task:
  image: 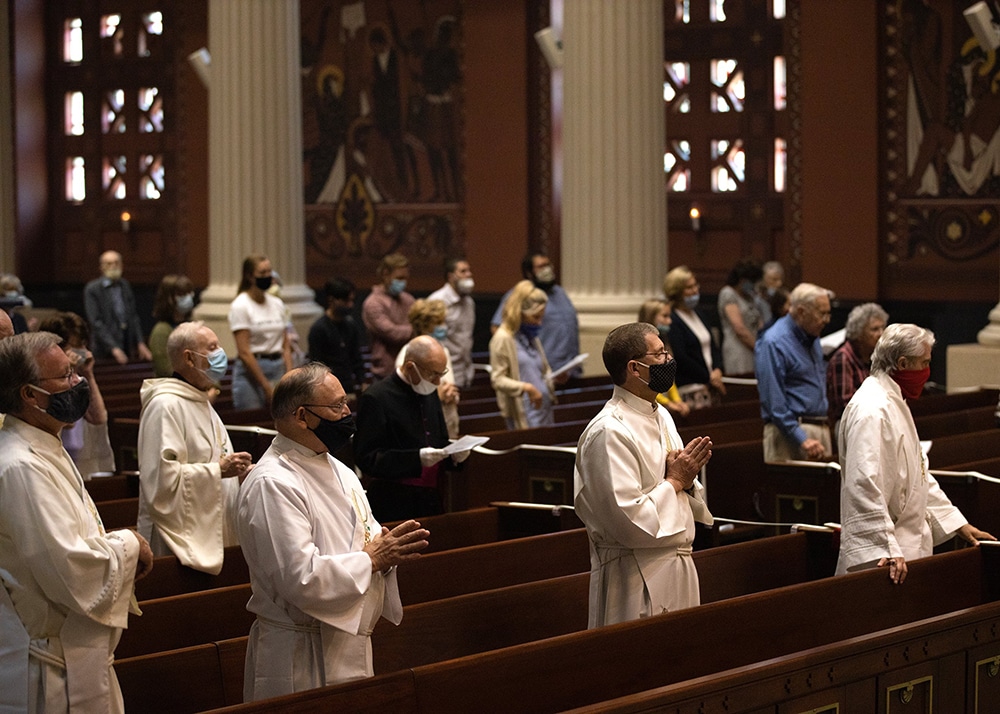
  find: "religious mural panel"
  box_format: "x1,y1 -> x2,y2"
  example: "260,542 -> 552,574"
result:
300,0 -> 464,286
882,0 -> 1000,301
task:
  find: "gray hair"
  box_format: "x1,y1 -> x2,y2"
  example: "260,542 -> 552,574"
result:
0,332 -> 62,414
870,324 -> 935,375
166,321 -> 208,369
272,362 -> 332,420
789,282 -> 831,309
844,303 -> 888,341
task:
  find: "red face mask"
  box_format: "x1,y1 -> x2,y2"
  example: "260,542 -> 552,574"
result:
890,366 -> 930,400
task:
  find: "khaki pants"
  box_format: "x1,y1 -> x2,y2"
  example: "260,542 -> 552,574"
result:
762,422 -> 832,462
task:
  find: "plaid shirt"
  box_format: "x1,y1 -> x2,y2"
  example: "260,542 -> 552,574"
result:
826,340 -> 870,422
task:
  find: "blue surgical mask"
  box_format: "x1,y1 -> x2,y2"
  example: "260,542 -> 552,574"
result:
431,325 -> 448,341
195,347 -> 228,382
388,279 -> 407,297
175,293 -> 195,315
683,293 -> 700,310
521,323 -> 542,339
657,323 -> 671,337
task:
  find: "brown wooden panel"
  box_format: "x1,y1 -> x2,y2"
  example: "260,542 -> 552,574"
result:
116,643 -> 227,714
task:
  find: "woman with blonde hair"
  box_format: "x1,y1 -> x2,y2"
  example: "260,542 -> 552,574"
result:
396,298 -> 461,438
663,266 -> 726,404
637,298 -> 689,419
489,280 -> 555,429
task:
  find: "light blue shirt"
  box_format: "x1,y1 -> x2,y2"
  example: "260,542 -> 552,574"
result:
515,331 -> 554,427
754,314 -> 828,446
492,284 -> 580,376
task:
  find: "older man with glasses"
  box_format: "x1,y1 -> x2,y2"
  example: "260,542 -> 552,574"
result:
755,282 -> 835,462
0,332 -> 153,712
237,361 -> 429,700
574,322 -> 714,628
354,335 -> 471,521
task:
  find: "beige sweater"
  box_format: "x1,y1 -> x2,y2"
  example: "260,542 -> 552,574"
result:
488,325 -> 554,430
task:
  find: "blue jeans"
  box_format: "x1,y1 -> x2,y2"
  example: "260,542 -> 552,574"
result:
232,356 -> 285,411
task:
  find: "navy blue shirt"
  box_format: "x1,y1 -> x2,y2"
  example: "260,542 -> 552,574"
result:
754,314 -> 828,446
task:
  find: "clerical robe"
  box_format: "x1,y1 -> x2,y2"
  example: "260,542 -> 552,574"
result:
0,416 -> 140,713
237,434 -> 402,701
574,386 -> 713,628
137,377 -> 240,574
836,372 -> 967,574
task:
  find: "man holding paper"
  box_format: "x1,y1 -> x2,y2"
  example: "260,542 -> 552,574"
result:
355,336 -> 474,521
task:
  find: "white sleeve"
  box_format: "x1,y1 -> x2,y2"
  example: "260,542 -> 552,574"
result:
239,473 -> 376,634
576,424 -> 692,549
838,412 -> 902,570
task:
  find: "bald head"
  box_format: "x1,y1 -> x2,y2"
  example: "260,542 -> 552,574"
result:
0,310 -> 13,340
401,335 -> 447,387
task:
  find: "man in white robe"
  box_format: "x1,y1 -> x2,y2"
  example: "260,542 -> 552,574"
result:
237,362 -> 429,701
574,322 -> 714,628
0,332 -> 153,713
837,323 -> 995,584
137,321 -> 252,574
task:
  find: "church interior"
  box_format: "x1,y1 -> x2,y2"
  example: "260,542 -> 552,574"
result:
3,0 -> 1000,711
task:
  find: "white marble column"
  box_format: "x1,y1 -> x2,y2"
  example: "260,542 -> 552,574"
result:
195,0 -> 321,355
561,0 -> 667,375
0,3 -> 15,271
978,284 -> 1000,346
947,263 -> 1000,391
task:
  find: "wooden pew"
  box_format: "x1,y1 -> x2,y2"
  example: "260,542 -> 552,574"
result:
924,427 -> 1000,469
210,546 -> 1000,713
115,531 -> 840,713
677,415 -> 761,445
457,382 -> 613,417
117,527 -> 592,659
676,398 -> 761,427
758,451 -> 1000,537
908,387 -> 999,416
701,438 -> 768,524
96,496 -> 138,530
130,503 -> 584,598
84,472 -> 139,501
914,404 -> 997,439
135,546 -> 251,601
133,525 -> 590,603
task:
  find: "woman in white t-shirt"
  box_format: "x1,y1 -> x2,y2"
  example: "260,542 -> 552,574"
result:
228,255 -> 292,410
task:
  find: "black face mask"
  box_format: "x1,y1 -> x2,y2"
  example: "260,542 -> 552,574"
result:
637,358 -> 678,394
31,379 -> 91,424
254,275 -> 273,291
306,410 -> 356,453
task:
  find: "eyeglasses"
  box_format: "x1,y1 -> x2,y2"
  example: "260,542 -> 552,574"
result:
412,363 -> 449,380
640,350 -> 672,360
38,367 -> 79,386
303,399 -> 350,414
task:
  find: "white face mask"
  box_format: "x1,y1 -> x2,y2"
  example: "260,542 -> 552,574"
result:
456,277 -> 475,295
408,363 -> 439,395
